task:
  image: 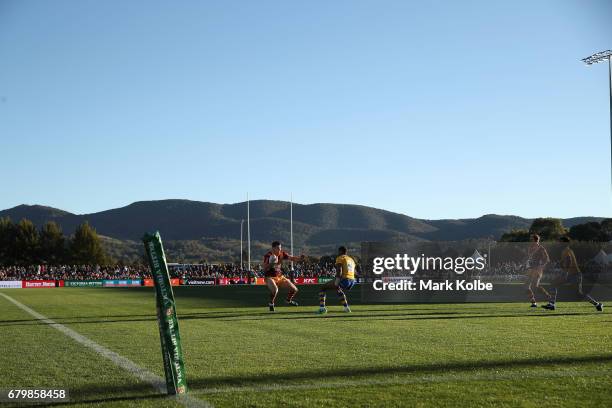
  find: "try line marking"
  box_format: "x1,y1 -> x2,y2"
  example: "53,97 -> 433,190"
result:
0,293 -> 211,408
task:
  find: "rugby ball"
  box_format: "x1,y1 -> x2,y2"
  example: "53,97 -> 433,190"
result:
268,255 -> 278,265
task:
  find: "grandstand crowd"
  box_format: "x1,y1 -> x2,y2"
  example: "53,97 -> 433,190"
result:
0,262 -> 339,281
0,260 -> 606,282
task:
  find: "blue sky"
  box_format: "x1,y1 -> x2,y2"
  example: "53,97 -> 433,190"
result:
0,0 -> 611,219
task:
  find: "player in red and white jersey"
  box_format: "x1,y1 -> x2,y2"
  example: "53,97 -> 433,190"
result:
263,241 -> 304,312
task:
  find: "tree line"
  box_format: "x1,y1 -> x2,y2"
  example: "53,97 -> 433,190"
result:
500,218 -> 612,242
0,217 -> 109,265
1,216 -> 609,265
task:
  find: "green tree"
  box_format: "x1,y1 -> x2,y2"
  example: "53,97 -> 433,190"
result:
70,222 -> 108,265
500,229 -> 530,242
600,219 -> 612,241
39,221 -> 66,264
0,217 -> 16,264
569,221 -> 603,242
529,218 -> 566,241
15,218 -> 40,265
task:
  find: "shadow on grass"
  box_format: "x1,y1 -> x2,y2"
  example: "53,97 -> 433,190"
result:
189,354 -> 612,389
0,309 -> 596,327
0,309 -> 280,326
38,391 -> 170,407
0,307 -> 474,325
0,309 -> 279,325
21,355 -> 612,406
24,354 -> 612,406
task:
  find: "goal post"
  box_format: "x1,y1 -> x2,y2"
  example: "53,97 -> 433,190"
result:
142,231 -> 188,395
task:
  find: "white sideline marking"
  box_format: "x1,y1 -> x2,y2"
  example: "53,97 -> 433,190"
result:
196,368 -> 610,395
0,293 -> 211,408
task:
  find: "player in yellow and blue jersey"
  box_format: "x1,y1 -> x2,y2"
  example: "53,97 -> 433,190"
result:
541,236 -> 603,312
318,246 -> 356,314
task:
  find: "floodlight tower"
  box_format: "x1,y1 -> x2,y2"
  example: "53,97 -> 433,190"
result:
240,219 -> 244,269
290,193 -> 294,270
247,193 -> 251,270
581,50 -> 612,188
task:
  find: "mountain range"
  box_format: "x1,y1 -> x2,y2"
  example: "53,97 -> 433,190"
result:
0,200 -> 605,262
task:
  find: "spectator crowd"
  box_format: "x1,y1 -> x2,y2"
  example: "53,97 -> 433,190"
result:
0,262 -> 339,281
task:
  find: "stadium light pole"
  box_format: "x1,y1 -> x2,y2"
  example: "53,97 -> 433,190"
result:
240,219 -> 244,269
290,193 -> 294,270
247,194 -> 251,270
581,50 -> 612,188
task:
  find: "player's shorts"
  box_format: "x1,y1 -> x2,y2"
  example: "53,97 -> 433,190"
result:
267,275 -> 289,286
564,273 -> 580,284
338,278 -> 356,291
526,266 -> 544,280
556,272 -> 584,294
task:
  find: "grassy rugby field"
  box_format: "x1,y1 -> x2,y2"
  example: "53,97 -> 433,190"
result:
0,286 -> 610,407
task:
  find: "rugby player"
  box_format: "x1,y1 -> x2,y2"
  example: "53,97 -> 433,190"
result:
542,236 -> 603,311
318,246 -> 356,314
525,234 -> 552,308
263,241 -> 304,312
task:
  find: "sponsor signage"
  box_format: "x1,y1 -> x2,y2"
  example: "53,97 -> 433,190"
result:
183,278 -> 216,286
217,278 -> 247,285
317,277 -> 334,283
143,231 -> 188,395
102,280 -> 142,287
145,278 -> 180,287
295,277 -> 318,285
0,280 -> 22,289
64,280 -> 104,287
22,280 -> 56,288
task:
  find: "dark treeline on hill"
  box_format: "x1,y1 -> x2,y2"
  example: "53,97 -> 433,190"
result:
0,218 -> 109,265
500,217 -> 612,242
0,200 -> 609,262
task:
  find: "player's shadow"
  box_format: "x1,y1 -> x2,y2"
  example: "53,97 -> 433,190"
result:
353,306 -> 496,313
189,354 -> 612,390
356,311 -> 587,322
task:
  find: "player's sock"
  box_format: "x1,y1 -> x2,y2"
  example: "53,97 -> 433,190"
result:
551,288 -> 557,304
337,288 -> 348,308
319,290 -> 326,308
528,288 -> 536,306
286,289 -> 297,303
539,286 -> 551,299
269,292 -> 277,306
585,295 -> 597,306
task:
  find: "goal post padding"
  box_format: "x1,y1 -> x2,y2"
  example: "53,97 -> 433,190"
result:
143,231 -> 188,395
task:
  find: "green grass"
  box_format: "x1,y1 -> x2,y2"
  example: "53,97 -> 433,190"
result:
0,286 -> 610,407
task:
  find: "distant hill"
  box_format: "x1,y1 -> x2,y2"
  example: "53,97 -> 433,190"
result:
0,200 -> 606,262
